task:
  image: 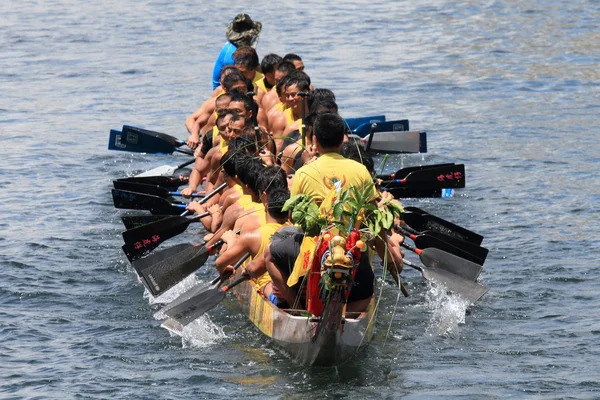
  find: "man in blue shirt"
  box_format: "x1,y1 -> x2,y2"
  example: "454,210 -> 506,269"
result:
212,14 -> 262,90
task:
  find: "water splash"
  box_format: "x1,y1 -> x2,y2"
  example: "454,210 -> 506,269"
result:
180,315 -> 227,349
143,274 -> 198,305
424,282 -> 469,338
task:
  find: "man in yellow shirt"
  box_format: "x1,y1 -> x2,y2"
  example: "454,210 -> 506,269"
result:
266,112 -> 404,311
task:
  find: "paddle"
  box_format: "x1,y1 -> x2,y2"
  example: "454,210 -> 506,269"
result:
131,242 -> 200,276
380,164 -> 466,189
135,159 -> 195,178
402,210 -> 484,246
401,242 -> 483,282
396,227 -> 485,265
376,163 -> 456,181
121,215 -> 174,230
385,186 -> 444,199
396,224 -> 489,262
113,180 -> 203,199
120,211 -> 209,261
139,238 -> 232,297
120,183 -> 227,261
108,128 -> 193,155
163,253 -> 252,325
112,189 -> 187,215
402,259 -> 487,303
158,252 -> 252,319
116,175 -> 189,191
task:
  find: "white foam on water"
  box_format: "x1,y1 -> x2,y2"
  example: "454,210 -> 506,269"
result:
424,282 -> 469,338
180,314 -> 227,349
142,274 -> 199,305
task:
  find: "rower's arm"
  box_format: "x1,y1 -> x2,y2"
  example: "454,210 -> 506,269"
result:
215,233 -> 256,274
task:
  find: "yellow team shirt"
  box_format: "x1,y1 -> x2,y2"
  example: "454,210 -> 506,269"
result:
251,71 -> 265,94
251,222 -> 287,289
291,152 -> 377,204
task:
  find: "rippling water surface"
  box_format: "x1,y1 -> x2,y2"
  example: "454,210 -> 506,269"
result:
1,0 -> 599,398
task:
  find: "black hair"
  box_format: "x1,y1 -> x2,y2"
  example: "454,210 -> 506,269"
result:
340,140 -> 374,174
228,92 -> 254,116
219,65 -> 239,81
220,149 -> 238,177
276,61 -> 296,75
285,70 -> 311,91
233,46 -> 259,70
256,166 -> 288,195
282,53 -> 302,63
230,136 -> 258,155
236,157 -> 263,194
266,188 -> 290,219
261,53 -> 282,74
305,98 -> 339,128
313,113 -> 345,149
307,88 -> 336,109
222,70 -> 247,92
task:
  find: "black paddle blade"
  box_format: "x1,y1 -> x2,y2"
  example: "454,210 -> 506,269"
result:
402,211 -> 484,246
131,243 -> 196,276
383,185 -> 443,199
377,163 -> 455,181
140,244 -> 211,297
421,230 -> 489,262
413,234 -> 485,265
121,215 -> 171,230
111,189 -> 186,215
116,175 -> 188,192
397,164 -> 466,189
418,247 -> 483,282
164,287 -> 226,326
122,215 -> 199,251
114,181 -> 171,198
109,127 -> 177,154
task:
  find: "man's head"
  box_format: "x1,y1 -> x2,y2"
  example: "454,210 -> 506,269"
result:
283,53 -> 305,72
233,46 -> 260,80
266,188 -> 290,219
313,112 -> 345,150
227,91 -> 254,118
223,70 -> 248,93
225,114 -> 251,141
216,111 -> 235,137
215,93 -> 232,116
256,166 -> 288,197
261,53 -> 282,85
282,71 -> 311,111
274,61 -> 296,86
236,157 -> 264,195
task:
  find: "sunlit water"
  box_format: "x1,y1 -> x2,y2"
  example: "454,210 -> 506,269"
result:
1,0 -> 599,398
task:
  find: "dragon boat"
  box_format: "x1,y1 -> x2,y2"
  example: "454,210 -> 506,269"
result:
230,238 -> 377,366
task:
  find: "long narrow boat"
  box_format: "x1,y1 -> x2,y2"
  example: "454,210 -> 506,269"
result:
231,272 -> 377,366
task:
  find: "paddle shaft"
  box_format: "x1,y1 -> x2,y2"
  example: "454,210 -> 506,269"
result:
180,181 -> 227,217
365,123 -> 377,152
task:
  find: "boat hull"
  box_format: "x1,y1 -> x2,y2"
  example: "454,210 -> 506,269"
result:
232,278 -> 377,367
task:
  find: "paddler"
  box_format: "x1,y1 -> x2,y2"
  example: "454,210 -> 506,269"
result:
262,61 -> 296,112
254,53 -> 282,106
269,71 -> 311,152
212,14 -> 262,90
233,46 -> 264,95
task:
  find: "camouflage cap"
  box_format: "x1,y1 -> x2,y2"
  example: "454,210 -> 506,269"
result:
226,14 -> 262,45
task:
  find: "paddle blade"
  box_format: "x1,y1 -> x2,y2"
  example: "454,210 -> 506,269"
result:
402,211 -> 484,246
421,230 -> 489,262
383,185 -> 443,199
122,125 -> 184,149
131,243 -> 196,276
140,245 -> 211,297
111,189 -> 185,214
418,247 -> 483,282
108,128 -> 178,154
114,181 -> 171,198
413,234 -> 485,265
368,130 -> 426,154
396,164 -> 465,189
377,163 -> 455,181
116,175 -> 189,191
122,215 -> 198,250
164,287 -> 226,326
420,266 -> 488,303
121,215 -> 171,230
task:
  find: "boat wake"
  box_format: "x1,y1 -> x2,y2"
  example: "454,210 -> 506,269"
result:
424,283 -> 469,338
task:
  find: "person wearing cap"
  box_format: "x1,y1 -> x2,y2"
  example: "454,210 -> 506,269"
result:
212,14 -> 262,90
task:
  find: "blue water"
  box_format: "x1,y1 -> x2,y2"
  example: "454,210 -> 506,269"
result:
1,0 -> 599,398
